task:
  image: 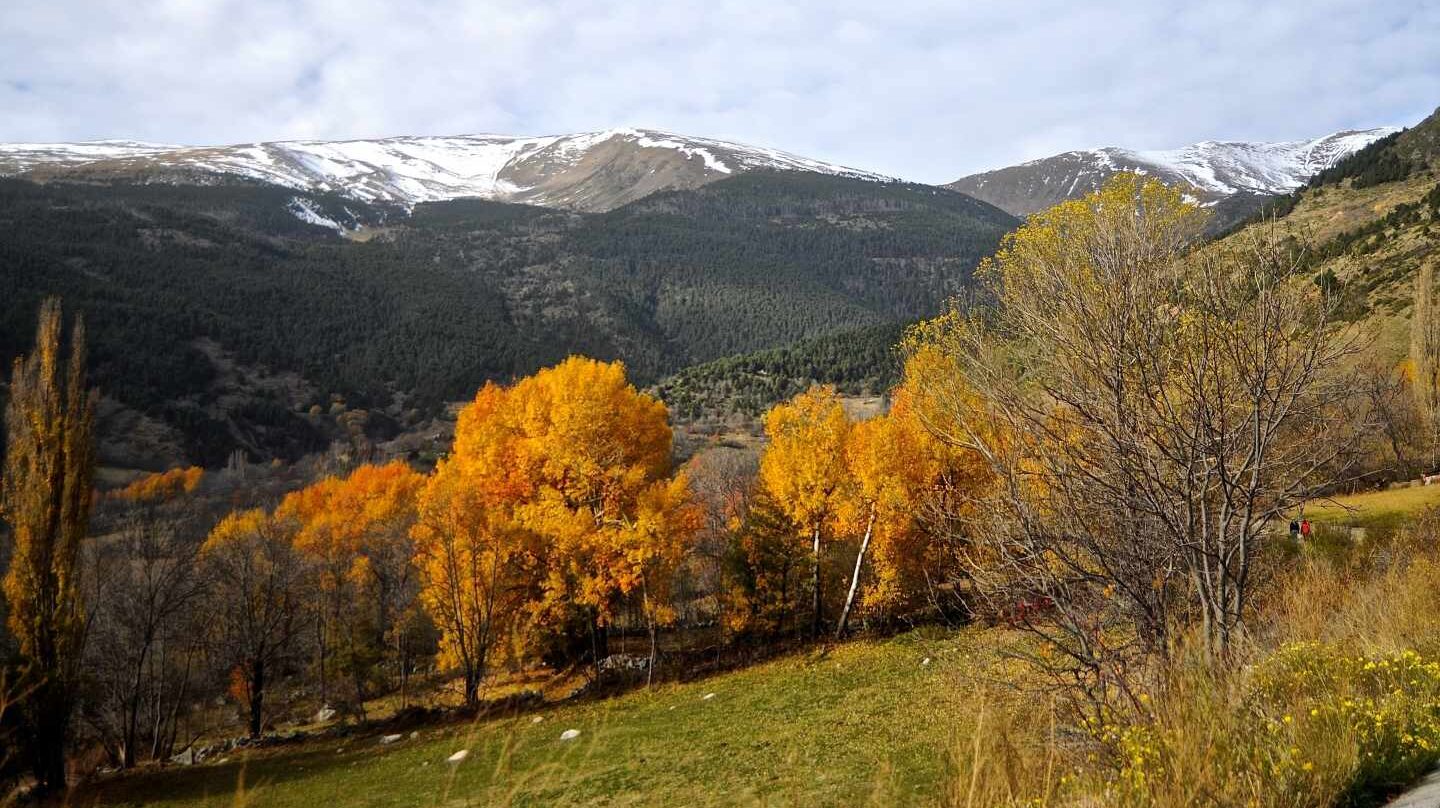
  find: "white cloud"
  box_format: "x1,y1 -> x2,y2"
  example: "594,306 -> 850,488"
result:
0,0 -> 1435,182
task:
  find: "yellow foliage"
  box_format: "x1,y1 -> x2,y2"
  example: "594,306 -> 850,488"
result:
759,385 -> 852,533
111,466 -> 203,503
413,356 -> 696,692
277,461 -> 424,697
279,460 -> 423,566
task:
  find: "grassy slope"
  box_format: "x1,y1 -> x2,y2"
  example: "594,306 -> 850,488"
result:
78,630 -> 1005,808
1308,483 -> 1440,533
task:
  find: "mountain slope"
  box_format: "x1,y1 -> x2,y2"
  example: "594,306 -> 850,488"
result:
0,128 -> 892,213
0,172 -> 1015,468
948,128 -> 1398,220
1211,107 -> 1439,353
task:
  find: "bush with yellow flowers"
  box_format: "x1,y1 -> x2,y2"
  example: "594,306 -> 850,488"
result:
1071,643 -> 1440,807
1250,642 -> 1440,803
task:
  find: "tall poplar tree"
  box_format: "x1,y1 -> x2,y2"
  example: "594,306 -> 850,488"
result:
1,298 -> 97,792
1411,259 -> 1440,470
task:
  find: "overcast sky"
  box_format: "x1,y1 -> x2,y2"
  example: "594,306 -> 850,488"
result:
2,0 -> 1437,182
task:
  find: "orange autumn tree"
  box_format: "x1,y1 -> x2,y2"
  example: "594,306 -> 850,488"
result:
838,384 -> 995,635
618,473 -> 702,682
110,466 -> 203,504
834,394 -> 932,636
414,357 -> 697,703
277,461 -> 424,710
759,386 -> 853,637
1,299 -> 96,791
413,383 -> 539,707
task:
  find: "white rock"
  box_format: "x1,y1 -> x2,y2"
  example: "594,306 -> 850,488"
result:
380,734 -> 402,745
447,749 -> 469,763
559,729 -> 581,741
315,706 -> 337,723
410,731 -> 419,739
531,715 -> 544,723
702,692 -> 716,700
921,657 -> 932,666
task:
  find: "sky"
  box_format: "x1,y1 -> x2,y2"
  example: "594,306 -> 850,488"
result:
1,0 -> 1437,183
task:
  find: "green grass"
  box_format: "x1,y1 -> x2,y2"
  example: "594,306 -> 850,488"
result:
1307,484 -> 1440,534
76,629 -> 1000,807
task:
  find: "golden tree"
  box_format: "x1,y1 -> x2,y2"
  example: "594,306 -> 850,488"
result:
414,357 -> 694,700
278,461 -> 424,711
200,509 -> 306,738
413,445 -> 536,707
1,298 -> 96,791
905,174 -> 1358,704
616,473 -> 702,682
833,390 -> 975,636
110,466 -> 203,504
759,386 -> 853,637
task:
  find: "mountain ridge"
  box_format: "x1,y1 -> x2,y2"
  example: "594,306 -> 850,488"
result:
0,128 -> 894,213
948,128 -> 1399,219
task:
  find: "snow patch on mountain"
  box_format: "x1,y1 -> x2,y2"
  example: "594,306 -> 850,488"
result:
286,197 -> 351,234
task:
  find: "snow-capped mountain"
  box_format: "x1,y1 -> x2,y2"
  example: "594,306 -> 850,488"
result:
0,128 -> 892,212
947,128 -> 1399,217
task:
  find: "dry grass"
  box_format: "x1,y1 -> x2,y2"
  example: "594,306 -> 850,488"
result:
943,510 -> 1440,808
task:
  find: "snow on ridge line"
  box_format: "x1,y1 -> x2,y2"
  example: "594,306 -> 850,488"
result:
1120,127 -> 1401,195
981,127 -> 1398,197
0,128 -> 895,206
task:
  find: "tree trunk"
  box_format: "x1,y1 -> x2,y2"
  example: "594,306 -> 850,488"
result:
647,622 -> 658,688
835,506 -> 876,640
247,660 -> 265,739
463,667 -> 480,710
810,524 -> 823,638
644,581 -> 658,688
30,681 -> 69,792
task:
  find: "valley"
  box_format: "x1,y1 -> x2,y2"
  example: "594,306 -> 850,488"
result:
2,67 -> 1439,808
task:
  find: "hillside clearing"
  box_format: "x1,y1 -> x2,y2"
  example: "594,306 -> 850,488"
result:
1307,483 -> 1440,533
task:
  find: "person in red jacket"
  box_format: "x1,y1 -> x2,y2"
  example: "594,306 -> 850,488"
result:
1300,518 -> 1312,538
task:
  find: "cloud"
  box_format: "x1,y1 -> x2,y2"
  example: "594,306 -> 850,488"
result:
0,0 -> 1435,182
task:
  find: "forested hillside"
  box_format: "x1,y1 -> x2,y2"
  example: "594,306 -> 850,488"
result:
0,172 -> 1015,467
653,320 -> 908,422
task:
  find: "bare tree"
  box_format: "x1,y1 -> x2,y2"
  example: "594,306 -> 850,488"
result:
1356,359 -> 1424,483
85,500 -> 208,767
906,176 -> 1359,709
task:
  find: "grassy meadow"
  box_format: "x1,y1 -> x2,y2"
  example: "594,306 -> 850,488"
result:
1308,483 -> 1440,534
73,630 -> 1017,808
